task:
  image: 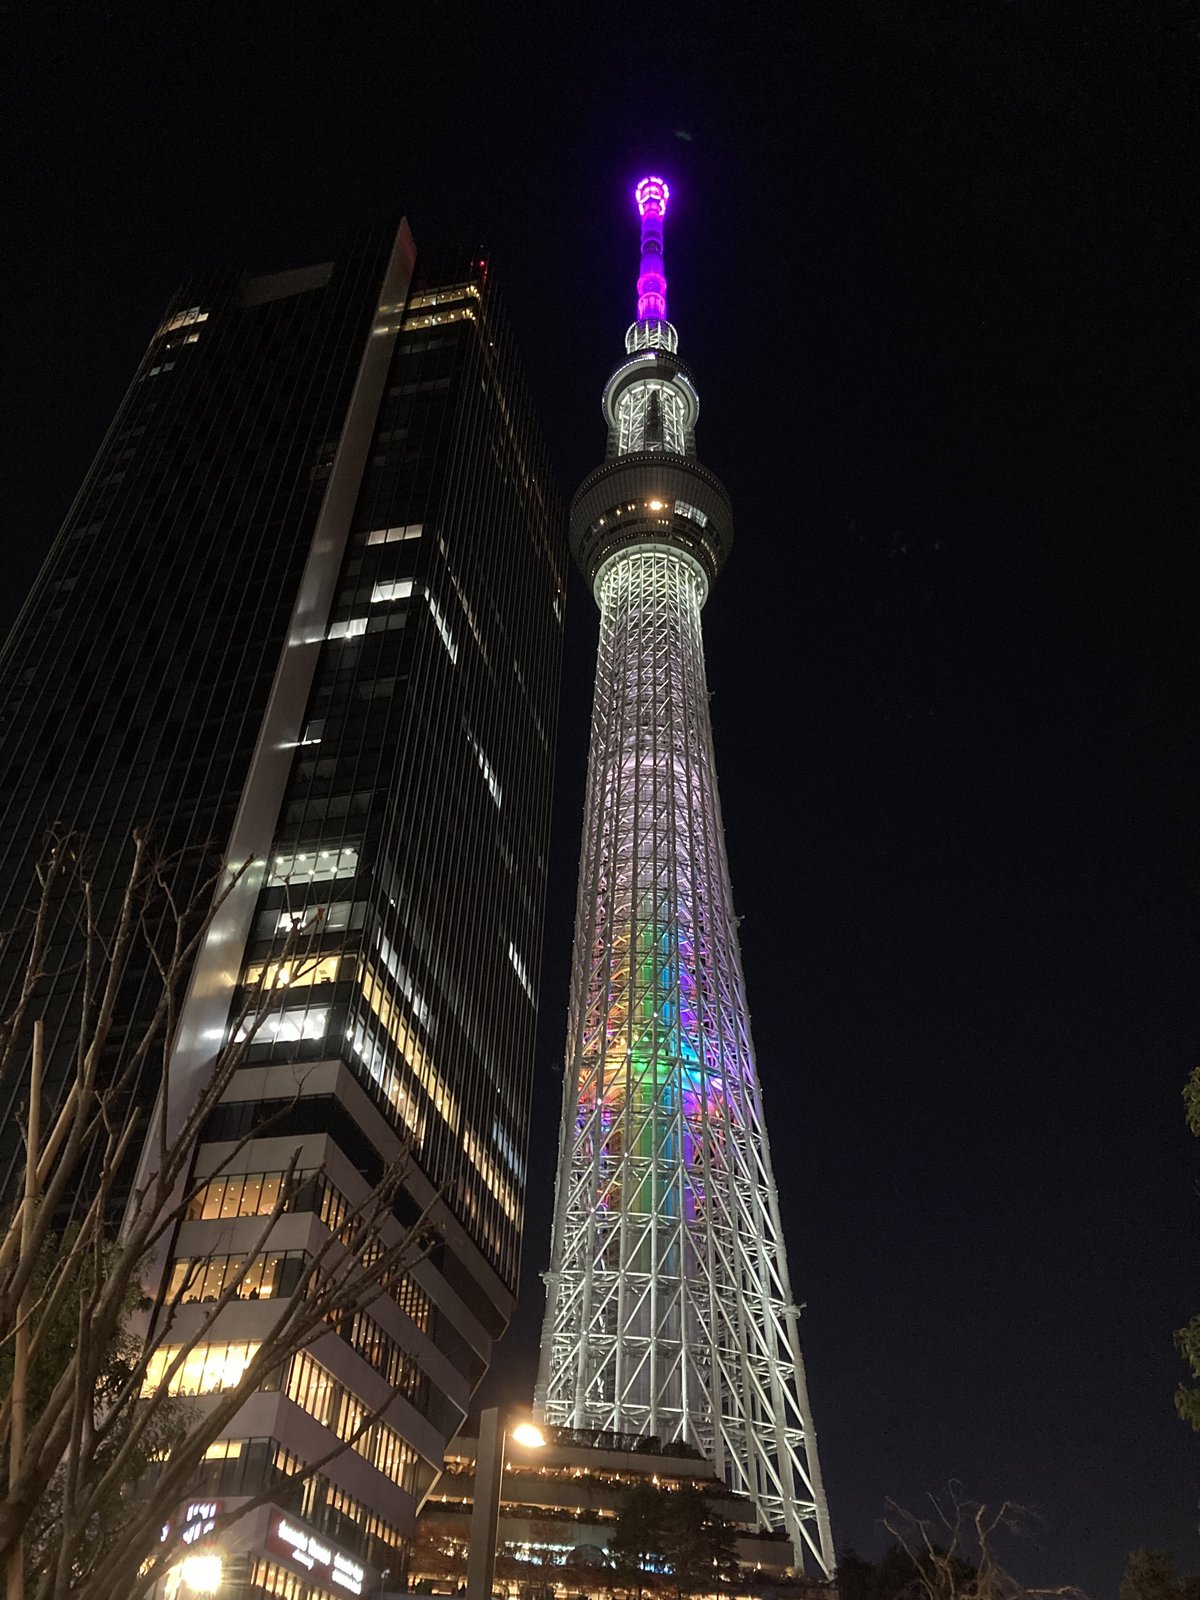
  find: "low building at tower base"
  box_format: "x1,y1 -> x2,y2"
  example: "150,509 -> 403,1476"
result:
410,1424 -> 830,1600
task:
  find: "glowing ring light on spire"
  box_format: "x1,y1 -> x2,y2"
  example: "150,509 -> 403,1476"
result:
634,176 -> 670,216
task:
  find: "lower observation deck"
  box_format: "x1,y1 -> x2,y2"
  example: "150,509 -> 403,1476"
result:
570,451 -> 733,597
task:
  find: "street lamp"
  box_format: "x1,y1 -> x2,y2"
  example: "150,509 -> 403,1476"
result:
465,1408 -> 547,1600
179,1556 -> 223,1595
162,1554 -> 223,1598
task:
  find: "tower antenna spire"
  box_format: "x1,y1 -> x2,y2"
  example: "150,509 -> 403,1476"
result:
634,175 -> 670,322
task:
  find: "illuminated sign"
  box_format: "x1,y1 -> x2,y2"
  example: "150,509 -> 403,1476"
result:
160,1500 -> 223,1548
181,1502 -> 220,1545
267,1514 -> 366,1596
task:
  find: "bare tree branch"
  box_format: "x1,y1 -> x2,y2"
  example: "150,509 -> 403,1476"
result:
0,832 -> 445,1600
882,1486 -> 1087,1600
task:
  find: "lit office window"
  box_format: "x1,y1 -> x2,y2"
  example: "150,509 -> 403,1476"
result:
366,523 -> 423,545
202,1440 -> 243,1461
243,955 -> 343,991
284,1351 -> 418,1488
235,1007 -> 329,1045
187,1170 -> 288,1221
426,594 -> 459,662
327,616 -> 368,640
159,306 -> 209,334
142,1342 -> 259,1397
371,578 -> 414,605
265,846 -> 359,887
167,1252 -> 298,1304
271,901 -> 361,937
507,941 -> 534,1003
374,930 -> 431,1028
468,731 -> 502,808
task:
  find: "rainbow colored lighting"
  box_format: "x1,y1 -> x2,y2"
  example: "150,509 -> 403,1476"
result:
571,887 -> 733,1239
634,174 -> 670,322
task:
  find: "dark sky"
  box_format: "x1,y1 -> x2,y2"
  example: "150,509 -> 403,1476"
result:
5,2 -> 1197,1594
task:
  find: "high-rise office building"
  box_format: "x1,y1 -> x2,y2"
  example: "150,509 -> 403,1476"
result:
0,220 -> 566,1593
535,179 -> 834,1574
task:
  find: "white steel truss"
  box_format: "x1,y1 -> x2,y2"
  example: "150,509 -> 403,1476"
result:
536,544 -> 835,1575
625,317 -> 679,354
616,380 -> 687,455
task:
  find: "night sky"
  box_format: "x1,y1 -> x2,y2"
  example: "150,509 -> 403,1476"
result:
5,3 -> 1196,1595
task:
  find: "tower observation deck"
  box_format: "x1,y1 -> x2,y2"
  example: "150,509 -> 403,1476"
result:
535,177 -> 835,1574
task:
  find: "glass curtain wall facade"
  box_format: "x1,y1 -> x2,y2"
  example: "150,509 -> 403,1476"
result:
0,238 -> 397,1192
0,223 -> 565,1595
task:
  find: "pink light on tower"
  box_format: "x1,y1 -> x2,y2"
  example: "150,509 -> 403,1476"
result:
634,175 -> 670,321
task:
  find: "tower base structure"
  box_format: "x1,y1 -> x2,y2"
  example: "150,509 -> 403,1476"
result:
414,1424 -> 829,1596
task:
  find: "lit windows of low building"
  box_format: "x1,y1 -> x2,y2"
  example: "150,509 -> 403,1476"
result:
411,1424 -> 804,1599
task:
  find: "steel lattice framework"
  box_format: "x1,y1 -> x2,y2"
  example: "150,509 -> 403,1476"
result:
535,177 -> 835,1575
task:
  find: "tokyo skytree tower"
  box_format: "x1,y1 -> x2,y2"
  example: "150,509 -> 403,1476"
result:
535,177 -> 835,1575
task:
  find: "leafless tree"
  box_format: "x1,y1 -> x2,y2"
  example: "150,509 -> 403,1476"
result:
882,1486 -> 1087,1600
0,831 -> 439,1600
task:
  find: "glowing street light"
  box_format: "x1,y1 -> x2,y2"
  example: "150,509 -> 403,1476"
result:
167,1553 -> 223,1596
182,1555 -> 223,1593
465,1408 -> 547,1600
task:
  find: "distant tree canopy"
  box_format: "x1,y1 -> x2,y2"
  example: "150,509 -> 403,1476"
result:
610,1480 -> 668,1588
610,1482 -> 740,1596
838,1543 -> 977,1600
661,1485 -> 740,1594
1120,1549 -> 1200,1600
1175,1069 -> 1200,1429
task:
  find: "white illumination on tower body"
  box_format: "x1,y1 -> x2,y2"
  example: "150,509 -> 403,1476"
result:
535,179 -> 835,1574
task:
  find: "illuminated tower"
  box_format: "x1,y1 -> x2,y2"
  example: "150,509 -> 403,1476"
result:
535,178 -> 835,1574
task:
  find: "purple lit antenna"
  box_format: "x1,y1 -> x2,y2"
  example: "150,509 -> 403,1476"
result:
634,175 -> 670,321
